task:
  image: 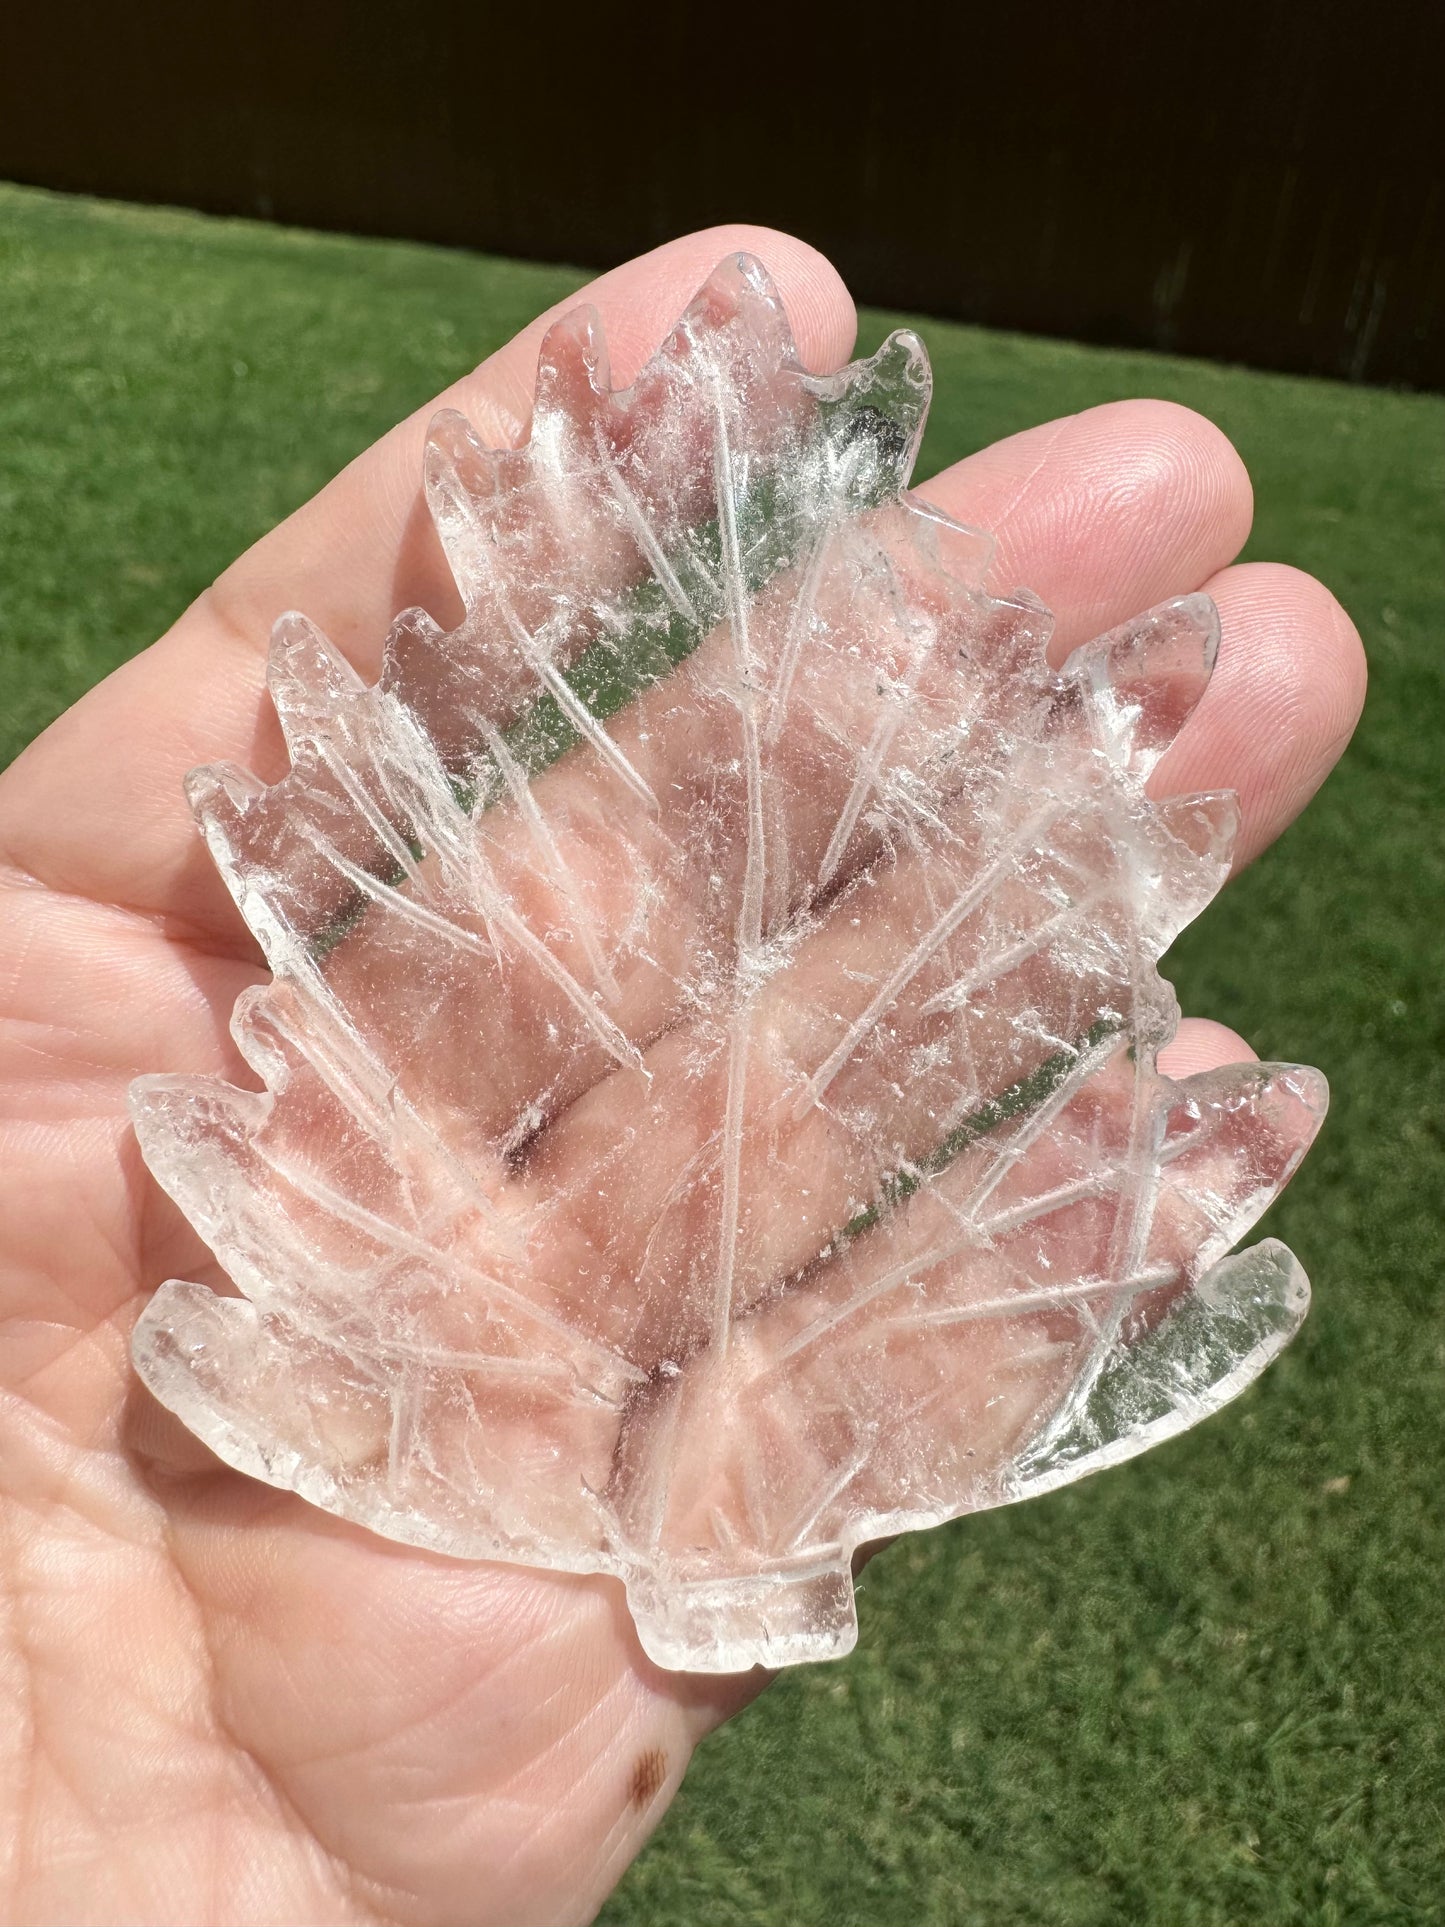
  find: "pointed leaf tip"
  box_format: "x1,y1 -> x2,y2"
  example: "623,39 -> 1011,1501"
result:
1066,591 -> 1223,776
184,758 -> 265,821
536,301 -> 611,403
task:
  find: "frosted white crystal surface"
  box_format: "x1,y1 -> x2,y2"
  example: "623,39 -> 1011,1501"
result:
131,258 -> 1326,1671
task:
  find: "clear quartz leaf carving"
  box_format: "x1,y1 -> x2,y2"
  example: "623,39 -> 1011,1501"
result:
131,256 -> 1326,1672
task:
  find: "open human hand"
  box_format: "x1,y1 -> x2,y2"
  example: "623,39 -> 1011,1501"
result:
0,228 -> 1365,1927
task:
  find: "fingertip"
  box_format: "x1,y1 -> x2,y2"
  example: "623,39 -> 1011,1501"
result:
919,396 -> 1255,650
1229,559 -> 1367,737
678,224 -> 858,375
1116,397 -> 1254,555
1158,1017 -> 1258,1079
471,225 -> 857,430
1045,399 -> 1254,628
1155,561 -> 1367,867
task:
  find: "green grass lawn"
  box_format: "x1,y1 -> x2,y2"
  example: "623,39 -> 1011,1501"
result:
2,184 -> 1442,1925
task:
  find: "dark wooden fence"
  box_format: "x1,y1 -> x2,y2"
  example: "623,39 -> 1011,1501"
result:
3,0 -> 1441,387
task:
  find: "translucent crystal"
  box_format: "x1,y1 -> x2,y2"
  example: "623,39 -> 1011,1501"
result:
131,257 -> 1326,1671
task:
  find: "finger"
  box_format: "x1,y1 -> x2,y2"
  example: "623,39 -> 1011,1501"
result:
1157,1015 -> 1255,1078
0,227 -> 857,923
915,413 -> 1363,865
914,396 -> 1254,655
1151,561 -> 1366,869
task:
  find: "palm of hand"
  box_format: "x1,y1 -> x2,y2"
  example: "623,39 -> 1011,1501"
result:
0,229 -> 1363,1927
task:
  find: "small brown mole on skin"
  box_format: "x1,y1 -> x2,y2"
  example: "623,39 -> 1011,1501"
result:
628,1746 -> 668,1810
